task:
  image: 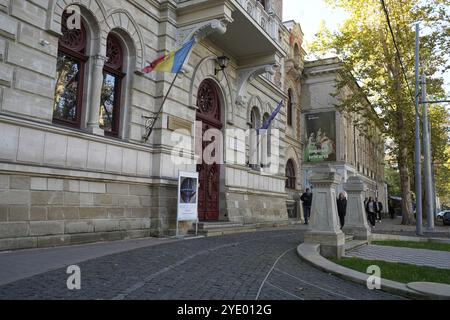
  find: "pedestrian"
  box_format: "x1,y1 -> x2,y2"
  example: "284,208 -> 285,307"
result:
375,198 -> 383,222
337,192 -> 347,229
388,199 -> 395,219
366,197 -> 376,228
300,188 -> 313,225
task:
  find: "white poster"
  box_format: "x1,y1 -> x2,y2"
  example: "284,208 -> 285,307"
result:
177,171 -> 199,222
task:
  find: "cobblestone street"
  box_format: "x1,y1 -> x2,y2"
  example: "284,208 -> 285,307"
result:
0,228 -> 402,300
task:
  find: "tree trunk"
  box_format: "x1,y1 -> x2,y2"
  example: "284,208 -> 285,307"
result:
397,111 -> 414,225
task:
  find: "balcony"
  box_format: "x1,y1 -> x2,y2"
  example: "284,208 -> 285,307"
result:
176,0 -> 286,65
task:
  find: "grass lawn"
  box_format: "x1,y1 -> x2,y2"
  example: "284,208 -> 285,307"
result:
372,240 -> 450,252
330,257 -> 450,285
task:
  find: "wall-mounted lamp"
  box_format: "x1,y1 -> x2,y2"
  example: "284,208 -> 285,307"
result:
215,56 -> 230,75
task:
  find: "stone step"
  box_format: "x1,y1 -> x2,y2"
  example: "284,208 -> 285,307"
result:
196,222 -> 244,230
345,235 -> 355,242
188,221 -> 298,237
188,225 -> 258,237
344,240 -> 368,253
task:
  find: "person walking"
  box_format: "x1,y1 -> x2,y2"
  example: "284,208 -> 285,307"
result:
337,192 -> 347,229
375,198 -> 383,222
366,197 -> 376,228
300,188 -> 313,225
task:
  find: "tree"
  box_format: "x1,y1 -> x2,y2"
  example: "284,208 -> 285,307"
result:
309,0 -> 450,225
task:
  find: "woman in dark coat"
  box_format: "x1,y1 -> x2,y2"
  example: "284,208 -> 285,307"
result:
337,192 -> 347,229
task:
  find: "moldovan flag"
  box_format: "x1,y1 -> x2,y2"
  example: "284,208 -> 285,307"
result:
143,38 -> 196,74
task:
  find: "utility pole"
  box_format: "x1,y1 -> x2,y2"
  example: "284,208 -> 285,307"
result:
414,24 -> 423,235
422,74 -> 434,230
421,75 -> 434,230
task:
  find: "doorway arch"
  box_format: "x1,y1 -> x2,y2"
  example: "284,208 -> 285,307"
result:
196,79 -> 223,221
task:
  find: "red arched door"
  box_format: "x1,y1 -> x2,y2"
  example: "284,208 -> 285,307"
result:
196,79 -> 222,221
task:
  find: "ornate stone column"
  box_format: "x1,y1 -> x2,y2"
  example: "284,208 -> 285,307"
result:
304,166 -> 345,258
86,54 -> 107,135
343,176 -> 372,241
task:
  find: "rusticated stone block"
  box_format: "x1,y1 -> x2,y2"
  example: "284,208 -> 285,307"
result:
48,207 -> 79,220
0,190 -> 30,205
9,176 -> 30,190
93,219 -> 121,232
31,191 -> 63,205
30,207 -> 47,221
8,206 -> 29,221
29,221 -> 64,236
0,222 -> 28,238
0,237 -> 37,251
79,207 -> 107,219
37,235 -> 70,248
63,192 -> 81,206
106,183 -> 129,195
65,220 -> 94,234
93,194 -> 113,206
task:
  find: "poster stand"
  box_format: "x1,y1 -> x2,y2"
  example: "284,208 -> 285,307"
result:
175,171 -> 199,238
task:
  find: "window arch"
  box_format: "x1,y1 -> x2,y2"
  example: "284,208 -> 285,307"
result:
261,112 -> 271,168
249,107 -> 261,170
286,159 -> 296,190
287,88 -> 293,127
99,33 -> 125,137
53,10 -> 88,128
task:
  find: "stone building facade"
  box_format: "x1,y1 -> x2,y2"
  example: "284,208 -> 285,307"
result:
301,58 -> 388,210
282,20 -> 304,220
0,0 -> 307,250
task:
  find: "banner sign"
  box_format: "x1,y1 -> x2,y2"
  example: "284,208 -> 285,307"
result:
304,112 -> 337,163
177,171 -> 199,222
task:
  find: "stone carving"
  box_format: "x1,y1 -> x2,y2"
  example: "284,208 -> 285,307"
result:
176,19 -> 229,47
236,65 -> 276,106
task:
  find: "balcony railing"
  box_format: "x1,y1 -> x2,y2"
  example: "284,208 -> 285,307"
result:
236,0 -> 281,45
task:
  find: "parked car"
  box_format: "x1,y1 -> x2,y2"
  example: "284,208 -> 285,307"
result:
437,210 -> 450,220
443,212 -> 450,226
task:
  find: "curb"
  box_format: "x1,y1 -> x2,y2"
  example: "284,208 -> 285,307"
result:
296,243 -> 436,300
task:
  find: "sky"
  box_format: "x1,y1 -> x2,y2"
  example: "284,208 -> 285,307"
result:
282,0 -> 450,97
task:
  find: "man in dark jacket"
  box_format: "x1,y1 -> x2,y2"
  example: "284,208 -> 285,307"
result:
337,192 -> 347,229
375,198 -> 383,222
300,188 -> 313,225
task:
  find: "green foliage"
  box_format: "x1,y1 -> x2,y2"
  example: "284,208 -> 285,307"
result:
309,0 -> 450,224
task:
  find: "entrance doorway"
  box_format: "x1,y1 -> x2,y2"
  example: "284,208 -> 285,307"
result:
196,79 -> 222,221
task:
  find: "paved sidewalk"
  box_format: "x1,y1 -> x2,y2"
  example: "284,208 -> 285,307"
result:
0,237 -> 180,286
372,217 -> 450,238
345,245 -> 450,270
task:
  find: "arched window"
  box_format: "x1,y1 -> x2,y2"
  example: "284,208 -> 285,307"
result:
261,113 -> 271,168
287,89 -> 293,127
100,34 -> 125,137
249,107 -> 261,169
53,10 -> 88,128
286,159 -> 296,189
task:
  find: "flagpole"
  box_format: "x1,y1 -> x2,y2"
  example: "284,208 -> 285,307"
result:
144,72 -> 180,142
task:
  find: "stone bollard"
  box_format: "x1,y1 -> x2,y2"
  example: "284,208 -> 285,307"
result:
343,176 -> 372,241
304,166 -> 345,259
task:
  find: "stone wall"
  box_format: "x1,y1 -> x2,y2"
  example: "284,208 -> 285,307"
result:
225,190 -> 289,225
0,173 -> 177,251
